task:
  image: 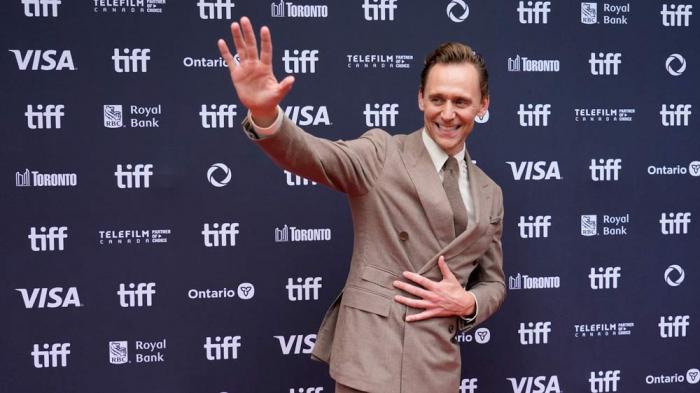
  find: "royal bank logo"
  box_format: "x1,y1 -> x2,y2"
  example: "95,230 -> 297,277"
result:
275,225 -> 332,242
271,0 -> 328,18
104,104 -> 161,128
580,214 -> 628,236
109,341 -> 128,365
574,322 -> 634,338
648,161 -> 700,176
207,163 -> 231,187
646,369 -> 700,385
517,1 -> 551,24
197,0 -> 235,19
661,4 -> 693,27
98,229 -> 171,245
455,327 -> 491,344
581,2 -> 597,23
574,108 -> 635,122
509,273 -> 560,290
581,2 -> 630,25
22,0 -> 61,17
666,53 -> 686,76
284,170 -> 317,186
94,0 -> 167,14
16,169 -> 77,187
25,104 -> 64,129
346,54 -> 414,70
362,0 -> 397,21
9,49 -> 76,71
446,0 -> 469,23
508,55 -> 560,72
188,283 -> 255,301
664,264 -> 685,287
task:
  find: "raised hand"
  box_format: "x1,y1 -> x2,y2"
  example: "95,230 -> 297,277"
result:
217,17 -> 295,127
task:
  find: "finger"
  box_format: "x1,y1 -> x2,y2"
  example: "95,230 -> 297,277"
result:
276,75 -> 295,100
240,16 -> 259,61
393,280 -> 433,300
230,22 -> 246,62
260,26 -> 272,65
217,39 -> 237,74
402,271 -> 436,290
437,256 -> 456,281
406,308 -> 441,322
394,295 -> 433,309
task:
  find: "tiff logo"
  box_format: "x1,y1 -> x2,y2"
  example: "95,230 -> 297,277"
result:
589,53 -> 621,75
290,388 -> 324,393
112,48 -> 150,73
274,334 -> 316,355
518,104 -> 550,127
589,370 -> 621,393
659,212 -> 691,235
589,159 -> 622,181
204,336 -> 241,360
200,104 -> 237,128
661,4 -> 693,26
364,103 -> 399,127
518,216 -> 551,238
197,0 -> 235,20
660,104 -> 692,126
115,164 -> 153,189
363,0 -> 397,21
517,1 -> 551,24
28,226 -> 67,251
32,343 -> 70,368
9,49 -> 76,71
25,104 -> 64,129
202,223 -> 239,247
589,267 -> 621,290
285,170 -> 317,186
118,282 -> 156,307
282,49 -> 319,73
286,277 -> 322,301
459,378 -> 478,393
659,315 -> 690,338
22,0 -> 61,17
518,321 -> 551,345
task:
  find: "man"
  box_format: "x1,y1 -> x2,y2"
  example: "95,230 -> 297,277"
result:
218,17 -> 505,393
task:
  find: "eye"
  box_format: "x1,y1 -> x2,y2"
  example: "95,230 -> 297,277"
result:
430,97 -> 444,105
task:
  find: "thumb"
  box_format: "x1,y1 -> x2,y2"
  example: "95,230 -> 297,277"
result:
276,75 -> 295,101
437,256 -> 456,280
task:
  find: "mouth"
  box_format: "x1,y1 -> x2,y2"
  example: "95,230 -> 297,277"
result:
435,123 -> 462,133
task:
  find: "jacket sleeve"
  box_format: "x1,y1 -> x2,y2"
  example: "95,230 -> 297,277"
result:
254,115 -> 389,196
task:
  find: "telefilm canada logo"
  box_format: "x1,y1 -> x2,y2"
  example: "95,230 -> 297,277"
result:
574,108 -> 635,122
93,0 -> 167,14
98,229 -> 171,245
104,104 -> 162,128
574,322 -> 634,338
346,54 -> 414,70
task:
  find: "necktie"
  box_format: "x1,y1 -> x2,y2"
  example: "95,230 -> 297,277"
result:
443,156 -> 468,236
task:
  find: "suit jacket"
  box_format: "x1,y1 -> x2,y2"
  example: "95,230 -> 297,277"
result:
253,116 -> 506,393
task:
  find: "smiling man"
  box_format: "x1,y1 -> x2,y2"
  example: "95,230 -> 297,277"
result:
218,17 -> 505,393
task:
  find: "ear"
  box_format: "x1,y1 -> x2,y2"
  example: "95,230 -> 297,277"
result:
478,95 -> 490,117
417,90 -> 425,111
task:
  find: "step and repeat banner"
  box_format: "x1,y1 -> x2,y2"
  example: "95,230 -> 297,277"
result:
1,1 -> 698,392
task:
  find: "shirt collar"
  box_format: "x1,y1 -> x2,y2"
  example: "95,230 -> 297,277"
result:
421,129 -> 466,173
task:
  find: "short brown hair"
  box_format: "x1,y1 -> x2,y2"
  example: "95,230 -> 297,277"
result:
419,42 -> 489,99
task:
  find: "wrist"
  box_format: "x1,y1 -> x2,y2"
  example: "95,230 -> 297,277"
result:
250,108 -> 279,128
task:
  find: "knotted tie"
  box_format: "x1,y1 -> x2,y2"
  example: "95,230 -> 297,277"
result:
443,156 -> 468,236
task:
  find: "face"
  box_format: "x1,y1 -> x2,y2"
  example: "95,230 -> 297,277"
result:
418,62 -> 489,156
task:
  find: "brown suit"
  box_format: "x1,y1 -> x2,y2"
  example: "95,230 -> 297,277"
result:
254,116 -> 506,393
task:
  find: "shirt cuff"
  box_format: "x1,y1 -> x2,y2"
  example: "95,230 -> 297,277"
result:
460,291 -> 478,323
244,107 -> 283,139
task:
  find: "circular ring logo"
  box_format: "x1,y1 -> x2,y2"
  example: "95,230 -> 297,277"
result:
474,327 -> 491,344
664,264 -> 685,287
447,0 -> 469,23
207,163 -> 231,187
237,283 -> 255,300
475,109 -> 490,124
689,161 -> 700,177
666,53 -> 686,76
687,368 -> 699,384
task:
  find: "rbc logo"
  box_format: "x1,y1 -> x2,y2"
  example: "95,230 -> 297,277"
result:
517,1 -> 551,24
518,104 -> 550,126
117,282 -> 156,307
364,103 -> 399,127
112,48 -> 150,73
203,336 -> 241,360
197,0 -> 236,20
32,343 -> 70,368
9,49 -> 76,71
362,0 -> 397,21
28,226 -> 67,251
25,104 -> 64,129
282,49 -> 319,73
22,0 -> 61,17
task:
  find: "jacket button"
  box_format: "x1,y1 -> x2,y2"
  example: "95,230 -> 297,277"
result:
448,325 -> 455,334
399,231 -> 409,241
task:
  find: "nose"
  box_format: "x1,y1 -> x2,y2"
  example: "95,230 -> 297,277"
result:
441,102 -> 455,121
